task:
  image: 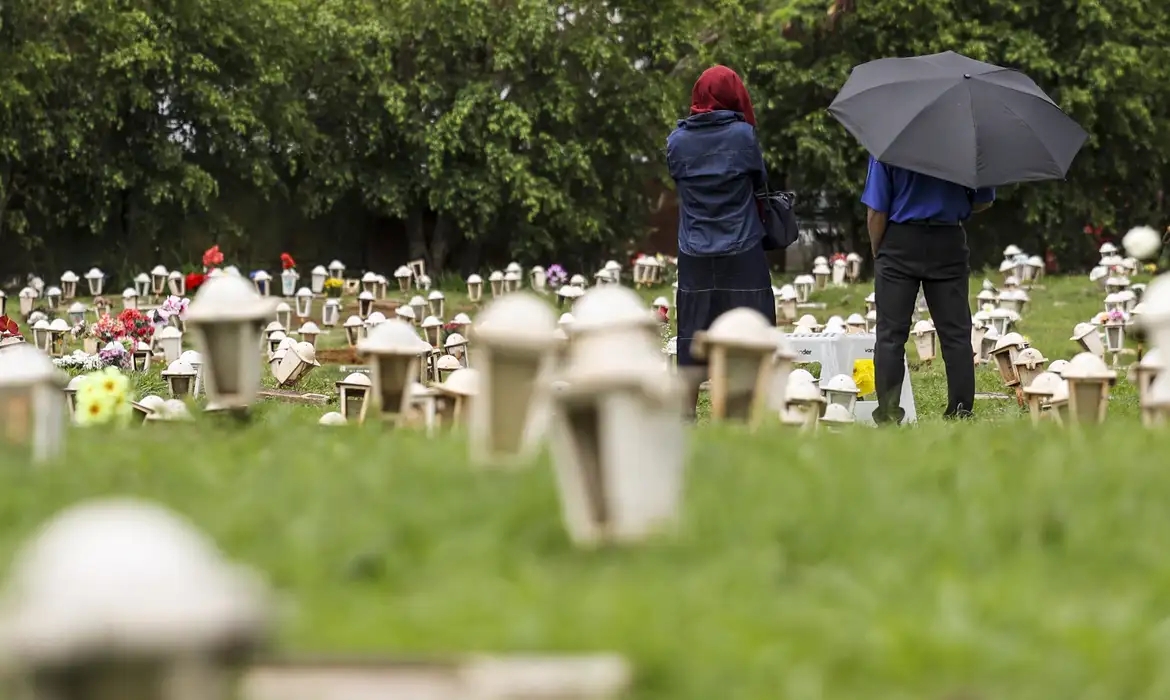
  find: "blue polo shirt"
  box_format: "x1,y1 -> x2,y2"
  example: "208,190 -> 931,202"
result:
861,156 -> 995,223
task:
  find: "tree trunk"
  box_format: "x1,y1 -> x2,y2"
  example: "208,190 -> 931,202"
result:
0,163 -> 10,248
406,206 -> 428,268
430,213 -> 452,276
460,234 -> 482,277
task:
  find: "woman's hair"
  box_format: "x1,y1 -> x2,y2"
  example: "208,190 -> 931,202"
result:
690,65 -> 756,127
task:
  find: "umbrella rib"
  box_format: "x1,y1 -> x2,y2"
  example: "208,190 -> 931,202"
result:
999,99 -> 1061,177
975,68 -> 1060,106
828,77 -> 957,112
968,81 -> 980,190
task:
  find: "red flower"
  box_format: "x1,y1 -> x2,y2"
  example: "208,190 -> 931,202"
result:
655,306 -> 669,323
117,308 -> 155,342
202,245 -> 224,268
90,314 -> 126,344
0,315 -> 21,337
281,252 -> 296,270
186,272 -> 206,293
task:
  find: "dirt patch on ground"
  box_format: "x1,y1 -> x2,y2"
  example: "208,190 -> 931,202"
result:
371,299 -> 402,314
316,347 -> 361,365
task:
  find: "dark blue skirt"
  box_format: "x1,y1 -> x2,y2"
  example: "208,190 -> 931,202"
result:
676,242 -> 776,367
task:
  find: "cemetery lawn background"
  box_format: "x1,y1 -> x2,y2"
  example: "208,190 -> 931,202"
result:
7,274 -> 1170,699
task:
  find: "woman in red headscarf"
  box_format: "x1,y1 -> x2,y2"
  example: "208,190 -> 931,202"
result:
667,65 -> 774,420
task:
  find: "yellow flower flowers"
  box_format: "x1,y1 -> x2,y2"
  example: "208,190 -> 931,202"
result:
852,359 -> 876,397
75,367 -> 132,427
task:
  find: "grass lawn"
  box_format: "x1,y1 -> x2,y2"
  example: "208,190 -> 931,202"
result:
4,271 -> 1169,699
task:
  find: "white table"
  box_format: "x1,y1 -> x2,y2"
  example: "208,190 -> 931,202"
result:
785,332 -> 917,424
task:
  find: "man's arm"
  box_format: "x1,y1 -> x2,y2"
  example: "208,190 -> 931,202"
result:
860,157 -> 892,256
867,208 -> 889,255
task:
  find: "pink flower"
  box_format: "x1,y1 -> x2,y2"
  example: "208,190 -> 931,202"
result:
158,295 -> 189,320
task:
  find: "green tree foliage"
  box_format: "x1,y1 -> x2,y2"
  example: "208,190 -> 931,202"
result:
706,0 -> 1170,266
1,0 -> 698,276
1,0 -> 1169,277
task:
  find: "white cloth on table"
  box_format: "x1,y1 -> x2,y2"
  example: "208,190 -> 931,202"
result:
784,332 -> 917,424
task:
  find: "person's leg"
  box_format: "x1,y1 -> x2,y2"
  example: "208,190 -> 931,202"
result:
873,238 -> 919,424
923,275 -> 974,416
679,365 -> 705,422
714,243 -> 776,419
675,251 -> 713,422
922,227 -> 975,417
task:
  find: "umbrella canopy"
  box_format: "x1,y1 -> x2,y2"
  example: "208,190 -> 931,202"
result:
828,51 -> 1088,189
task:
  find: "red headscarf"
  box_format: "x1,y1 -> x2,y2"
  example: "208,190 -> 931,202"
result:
690,65 -> 756,127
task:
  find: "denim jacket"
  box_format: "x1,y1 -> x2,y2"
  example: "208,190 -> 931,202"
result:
666,110 -> 767,257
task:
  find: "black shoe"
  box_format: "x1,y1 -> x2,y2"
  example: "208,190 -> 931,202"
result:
873,406 -> 906,425
945,403 -> 974,420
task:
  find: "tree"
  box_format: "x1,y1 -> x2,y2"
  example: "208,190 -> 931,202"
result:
0,0 -> 314,277
290,0 -> 701,275
705,0 -> 1170,268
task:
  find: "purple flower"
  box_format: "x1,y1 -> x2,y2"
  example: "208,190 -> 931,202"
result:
153,295 -> 189,332
546,264 -> 568,288
98,342 -> 130,370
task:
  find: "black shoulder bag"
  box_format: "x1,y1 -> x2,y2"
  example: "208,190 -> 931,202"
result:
756,189 -> 799,251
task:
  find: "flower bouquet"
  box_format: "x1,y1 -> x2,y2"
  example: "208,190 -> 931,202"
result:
186,271 -> 207,294
545,264 -> 568,289
852,359 -> 876,398
0,315 -> 23,350
0,316 -> 22,339
203,244 -> 224,271
55,342 -> 131,371
74,367 -> 134,426
118,308 -> 155,346
54,351 -> 107,372
98,342 -> 131,369
90,313 -> 126,345
155,295 -> 189,332
324,276 -> 344,298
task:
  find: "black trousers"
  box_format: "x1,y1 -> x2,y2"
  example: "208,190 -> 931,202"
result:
874,222 -> 974,421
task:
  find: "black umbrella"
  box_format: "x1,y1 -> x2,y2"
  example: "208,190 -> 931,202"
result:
828,51 -> 1087,189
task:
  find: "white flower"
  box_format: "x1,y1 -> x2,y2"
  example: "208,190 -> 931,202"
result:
1123,225 -> 1161,261
159,295 -> 190,320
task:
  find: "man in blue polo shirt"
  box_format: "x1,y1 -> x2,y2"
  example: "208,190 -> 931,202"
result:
861,155 -> 995,423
